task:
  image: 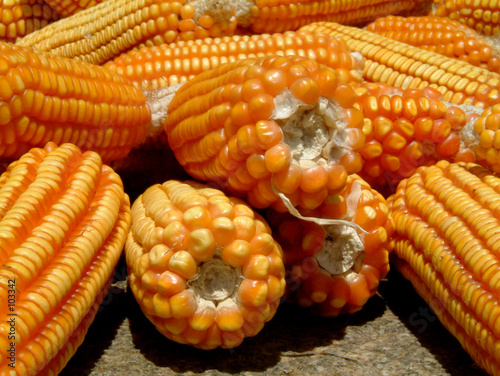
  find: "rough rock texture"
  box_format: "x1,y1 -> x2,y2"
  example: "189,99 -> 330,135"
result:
60,267 -> 487,376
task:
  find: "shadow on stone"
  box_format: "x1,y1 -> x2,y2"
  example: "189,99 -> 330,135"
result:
127,281 -> 386,374
378,268 -> 487,376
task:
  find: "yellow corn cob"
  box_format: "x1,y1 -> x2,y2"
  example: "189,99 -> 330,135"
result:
165,55 -> 366,211
125,180 -> 286,349
43,0 -> 103,18
0,42 -> 151,162
430,0 -> 500,36
267,174 -> 392,317
16,0 -> 239,65
0,0 -> 59,43
352,82 -> 481,190
0,142 -> 131,375
300,22 -> 500,107
389,160 -> 500,376
244,0 -> 426,34
104,30 -> 364,91
366,15 -> 500,73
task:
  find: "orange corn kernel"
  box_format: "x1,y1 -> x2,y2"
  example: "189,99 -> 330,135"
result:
0,42 -> 151,162
126,180 -> 286,349
165,55 -> 365,212
367,15 -> 500,73
389,160 -> 500,376
266,174 -> 392,316
17,0 -> 239,65
300,22 -> 500,108
353,82 -> 479,190
0,142 -> 130,375
103,29 -> 364,91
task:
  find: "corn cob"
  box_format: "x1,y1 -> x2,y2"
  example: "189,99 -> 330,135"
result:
104,30 -> 364,91
16,0 -> 240,65
267,174 -> 392,317
300,22 -> 500,107
389,160 -> 500,376
125,180 -> 286,349
430,0 -> 500,36
43,0 -> 103,18
366,15 -> 500,73
243,0 -> 426,34
0,142 -> 131,375
0,0 -> 60,43
0,42 -> 151,162
165,55 -> 366,211
352,82 -> 482,189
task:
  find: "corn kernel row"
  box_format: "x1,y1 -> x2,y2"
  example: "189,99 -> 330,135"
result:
0,42 -> 151,162
16,0 -> 238,65
0,142 -> 130,374
300,22 -> 500,107
390,160 -> 500,376
104,30 -> 364,91
366,15 -> 500,73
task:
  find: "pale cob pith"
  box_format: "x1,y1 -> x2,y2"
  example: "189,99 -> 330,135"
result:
390,160 -> 500,376
164,55 -> 366,212
366,15 -> 500,73
300,22 -> 500,107
0,142 -> 131,374
104,30 -> 364,91
125,180 -> 286,349
0,0 -> 59,43
267,174 -> 392,317
0,42 -> 151,162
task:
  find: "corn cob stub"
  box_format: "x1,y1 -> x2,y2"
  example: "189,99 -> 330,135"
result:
0,42 -> 151,162
0,142 -> 131,375
389,160 -> 500,376
300,22 -> 500,108
16,0 -> 241,65
352,82 -> 483,189
125,180 -> 286,349
366,15 -> 500,73
104,30 -> 364,91
267,174 -> 392,317
0,0 -> 60,43
165,55 -> 366,212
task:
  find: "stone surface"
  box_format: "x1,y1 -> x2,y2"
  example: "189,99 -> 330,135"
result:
60,266 -> 488,376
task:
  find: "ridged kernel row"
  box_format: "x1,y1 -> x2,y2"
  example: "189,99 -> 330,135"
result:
0,142 -> 131,375
16,0 -> 238,65
104,30 -> 364,90
300,22 -> 500,108
366,16 -> 500,73
246,0 -> 422,34
165,55 -> 366,212
390,160 -> 500,376
125,180 -> 286,349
